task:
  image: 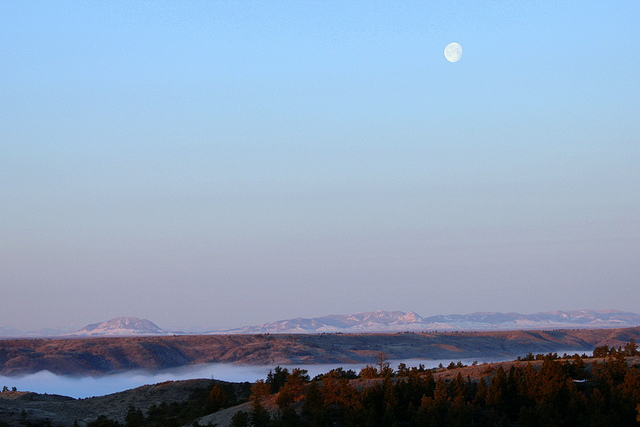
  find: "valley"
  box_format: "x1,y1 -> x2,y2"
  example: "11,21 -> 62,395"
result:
2,349 -> 640,426
2,326 -> 640,376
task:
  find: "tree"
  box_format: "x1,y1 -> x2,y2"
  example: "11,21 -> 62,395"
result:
396,362 -> 409,377
250,400 -> 271,427
302,379 -> 324,424
593,345 -> 610,358
231,411 -> 250,427
279,406 -> 301,427
624,338 -> 639,356
376,352 -> 392,377
448,372 -> 467,400
267,366 -> 290,393
124,406 -> 144,427
473,378 -> 487,406
276,385 -> 295,409
250,380 -> 271,401
207,384 -> 228,412
359,365 -> 379,379
87,415 -> 120,427
317,367 -> 357,380
485,366 -> 507,408
382,376 -> 399,423
276,368 -> 309,408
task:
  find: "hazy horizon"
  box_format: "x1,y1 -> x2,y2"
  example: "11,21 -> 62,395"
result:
2,308 -> 639,336
2,2 -> 638,332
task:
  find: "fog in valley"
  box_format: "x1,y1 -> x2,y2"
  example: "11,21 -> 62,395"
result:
1,358 -> 507,399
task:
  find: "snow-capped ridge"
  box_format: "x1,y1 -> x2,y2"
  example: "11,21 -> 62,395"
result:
67,317 -> 169,337
3,309 -> 640,338
215,309 -> 640,334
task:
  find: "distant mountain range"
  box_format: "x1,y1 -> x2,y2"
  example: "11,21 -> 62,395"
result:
1,310 -> 639,338
0,326 -> 22,337
219,309 -> 640,334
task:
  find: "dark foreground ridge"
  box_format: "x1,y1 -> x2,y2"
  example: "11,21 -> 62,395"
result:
0,378 -> 250,427
2,326 -> 640,376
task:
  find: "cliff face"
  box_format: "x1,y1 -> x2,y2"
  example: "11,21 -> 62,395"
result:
1,326 -> 640,376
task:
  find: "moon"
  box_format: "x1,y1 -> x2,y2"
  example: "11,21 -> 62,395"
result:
444,42 -> 462,62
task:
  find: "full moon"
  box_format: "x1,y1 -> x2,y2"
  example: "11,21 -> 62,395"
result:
444,42 -> 462,62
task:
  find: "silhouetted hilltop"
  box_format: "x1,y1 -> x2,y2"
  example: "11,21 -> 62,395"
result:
0,378 -> 249,426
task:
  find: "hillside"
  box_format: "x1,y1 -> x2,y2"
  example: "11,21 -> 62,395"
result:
2,326 -> 640,376
0,378 -> 250,426
2,352 -> 640,426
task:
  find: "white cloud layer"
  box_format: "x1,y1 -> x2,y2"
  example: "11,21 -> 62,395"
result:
1,358 -> 503,398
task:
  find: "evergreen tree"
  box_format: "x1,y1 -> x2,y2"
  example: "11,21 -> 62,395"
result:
267,366 -> 290,394
230,411 -> 250,427
206,384 -> 228,413
250,400 -> 271,427
124,406 -> 144,427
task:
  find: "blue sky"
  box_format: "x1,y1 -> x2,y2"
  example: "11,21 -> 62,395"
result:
1,1 -> 639,331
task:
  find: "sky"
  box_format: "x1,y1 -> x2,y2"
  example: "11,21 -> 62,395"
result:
1,1 -> 639,332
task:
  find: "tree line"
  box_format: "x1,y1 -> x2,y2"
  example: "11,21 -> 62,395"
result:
237,340 -> 640,426
84,339 -> 640,426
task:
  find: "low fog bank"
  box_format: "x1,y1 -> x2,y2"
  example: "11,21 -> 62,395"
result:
1,358 -> 500,399
2,351 -> 590,399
